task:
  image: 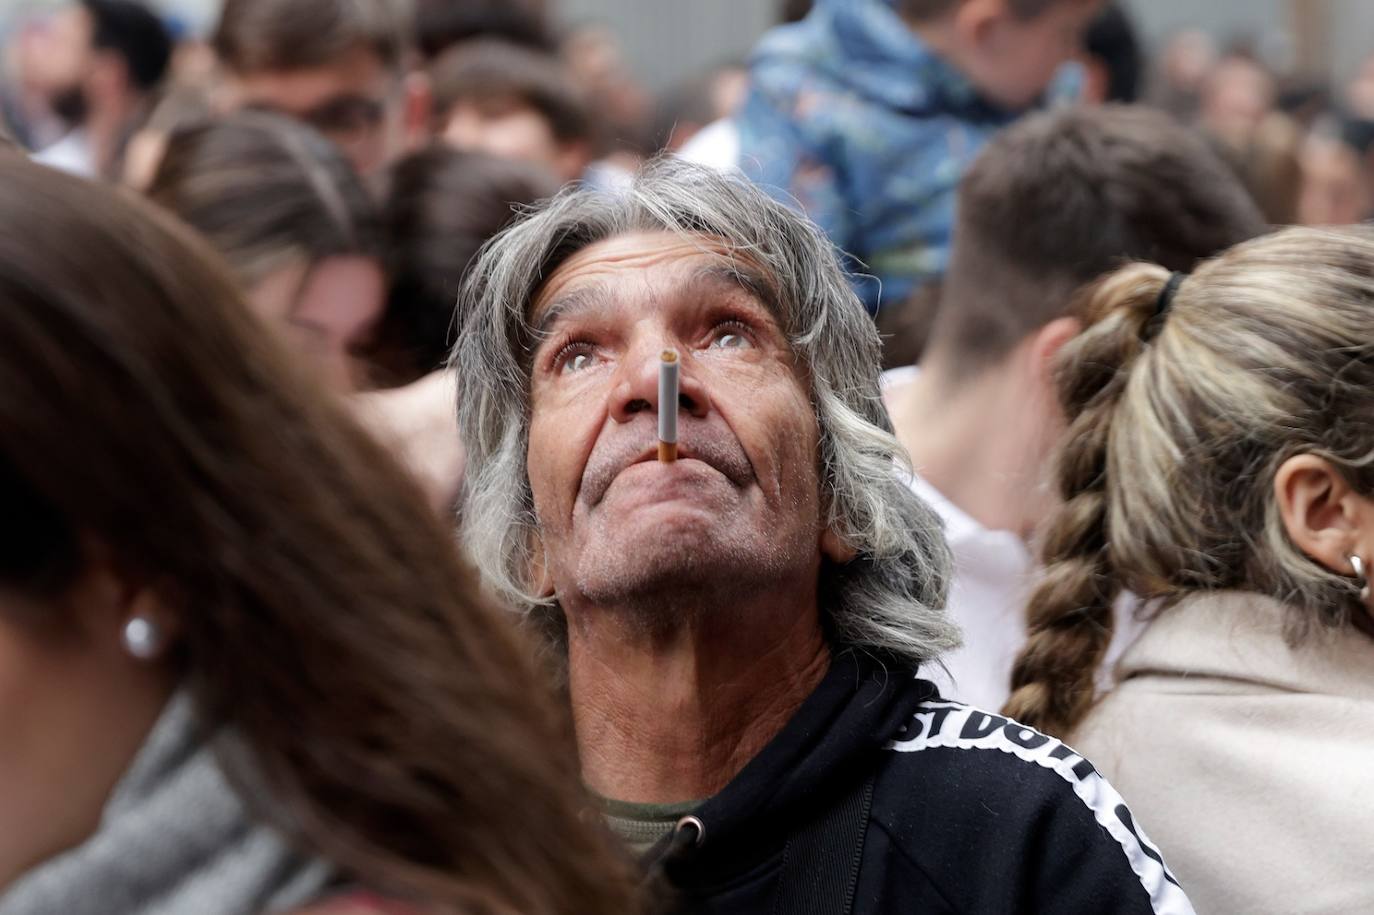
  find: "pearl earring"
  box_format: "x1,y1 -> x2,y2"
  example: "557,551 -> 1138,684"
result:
1349,555 -> 1371,602
121,616 -> 164,660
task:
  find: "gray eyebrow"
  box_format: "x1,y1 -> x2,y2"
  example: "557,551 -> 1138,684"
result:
689,261 -> 782,316
531,285 -> 613,338
529,258 -> 781,341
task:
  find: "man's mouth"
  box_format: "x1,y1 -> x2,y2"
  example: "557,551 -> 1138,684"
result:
581,436 -> 753,507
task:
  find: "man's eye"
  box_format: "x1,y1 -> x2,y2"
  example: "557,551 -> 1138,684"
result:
556,343 -> 597,374
710,323 -> 753,350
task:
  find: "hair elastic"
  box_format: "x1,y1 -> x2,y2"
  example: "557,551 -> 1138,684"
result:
1143,271 -> 1186,340
1154,271 -> 1186,320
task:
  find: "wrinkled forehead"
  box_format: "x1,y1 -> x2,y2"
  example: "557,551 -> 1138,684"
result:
528,231 -> 783,333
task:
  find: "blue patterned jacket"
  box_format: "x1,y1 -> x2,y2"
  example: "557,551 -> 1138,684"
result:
737,0 -> 1041,314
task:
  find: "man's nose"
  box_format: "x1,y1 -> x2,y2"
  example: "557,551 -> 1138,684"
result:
608,346 -> 712,425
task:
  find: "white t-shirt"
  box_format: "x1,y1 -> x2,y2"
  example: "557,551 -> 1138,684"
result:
33,129 -> 96,178
677,118 -> 740,172
883,366 -> 1144,709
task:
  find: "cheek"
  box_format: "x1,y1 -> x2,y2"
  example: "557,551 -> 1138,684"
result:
0,615 -> 105,887
728,366 -> 823,512
527,398 -> 592,531
0,598 -> 172,892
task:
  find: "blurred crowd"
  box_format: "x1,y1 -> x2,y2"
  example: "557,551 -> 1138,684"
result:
3,0 -> 1369,382
5,2 -> 1374,914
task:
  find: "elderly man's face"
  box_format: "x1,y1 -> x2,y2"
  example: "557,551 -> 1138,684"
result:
527,232 -> 833,614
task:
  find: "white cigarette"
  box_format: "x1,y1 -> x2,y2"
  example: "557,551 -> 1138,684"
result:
658,349 -> 679,462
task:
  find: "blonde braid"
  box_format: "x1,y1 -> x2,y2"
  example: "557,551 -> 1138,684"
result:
1003,265 -> 1174,737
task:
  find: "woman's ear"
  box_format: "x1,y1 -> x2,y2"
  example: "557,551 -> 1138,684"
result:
1274,454 -> 1367,575
70,549 -> 183,663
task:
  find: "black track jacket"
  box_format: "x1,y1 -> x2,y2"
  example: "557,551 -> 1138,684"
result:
645,647 -> 1195,914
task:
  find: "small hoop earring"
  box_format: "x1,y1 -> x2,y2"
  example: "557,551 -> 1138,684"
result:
1350,555 -> 1371,602
121,616 -> 164,661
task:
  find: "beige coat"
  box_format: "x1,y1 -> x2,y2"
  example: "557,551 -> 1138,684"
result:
1072,591 -> 1374,915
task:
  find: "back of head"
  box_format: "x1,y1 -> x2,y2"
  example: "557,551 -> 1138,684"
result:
147,111 -> 380,289
0,156 -> 639,913
379,145 -> 558,382
926,104 -> 1267,379
429,39 -> 592,144
83,0 -> 173,92
213,0 -> 412,75
1005,227 -> 1374,737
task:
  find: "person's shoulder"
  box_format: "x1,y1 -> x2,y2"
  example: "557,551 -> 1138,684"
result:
871,698 -> 1195,915
881,699 -> 1101,794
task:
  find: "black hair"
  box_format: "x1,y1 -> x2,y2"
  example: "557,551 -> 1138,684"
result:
777,0 -> 812,23
82,0 -> 173,92
1083,2 -> 1142,104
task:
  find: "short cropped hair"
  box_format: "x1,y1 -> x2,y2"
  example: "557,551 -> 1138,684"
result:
429,40 -> 592,144
926,105 -> 1267,377
84,0 -> 172,92
213,0 -> 412,74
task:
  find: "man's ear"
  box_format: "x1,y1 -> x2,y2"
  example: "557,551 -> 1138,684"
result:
401,70 -> 432,150
821,527 -> 858,564
951,0 -> 1005,51
528,531 -> 557,599
1028,316 -> 1083,385
1274,454 -> 1366,575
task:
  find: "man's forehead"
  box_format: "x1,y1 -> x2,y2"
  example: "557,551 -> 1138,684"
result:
530,231 -> 776,325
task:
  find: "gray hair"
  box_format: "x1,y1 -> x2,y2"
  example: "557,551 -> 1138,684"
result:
452,157 -> 959,666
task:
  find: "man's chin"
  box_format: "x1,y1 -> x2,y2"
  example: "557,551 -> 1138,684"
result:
573,525 -> 764,607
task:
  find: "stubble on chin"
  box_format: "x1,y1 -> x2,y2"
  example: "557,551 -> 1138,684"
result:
562,510 -> 811,635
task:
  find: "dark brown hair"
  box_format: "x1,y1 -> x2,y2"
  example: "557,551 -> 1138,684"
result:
213,0 -> 412,74
0,157 -> 639,914
378,145 -> 557,381
413,0 -> 554,59
923,105 -> 1266,378
147,112 -> 380,291
429,39 -> 593,143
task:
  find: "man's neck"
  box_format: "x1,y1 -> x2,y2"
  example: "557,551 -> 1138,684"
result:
569,591 -> 830,805
889,362 -> 1045,538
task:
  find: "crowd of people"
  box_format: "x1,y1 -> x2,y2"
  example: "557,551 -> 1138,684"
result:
1,0 -> 1372,913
